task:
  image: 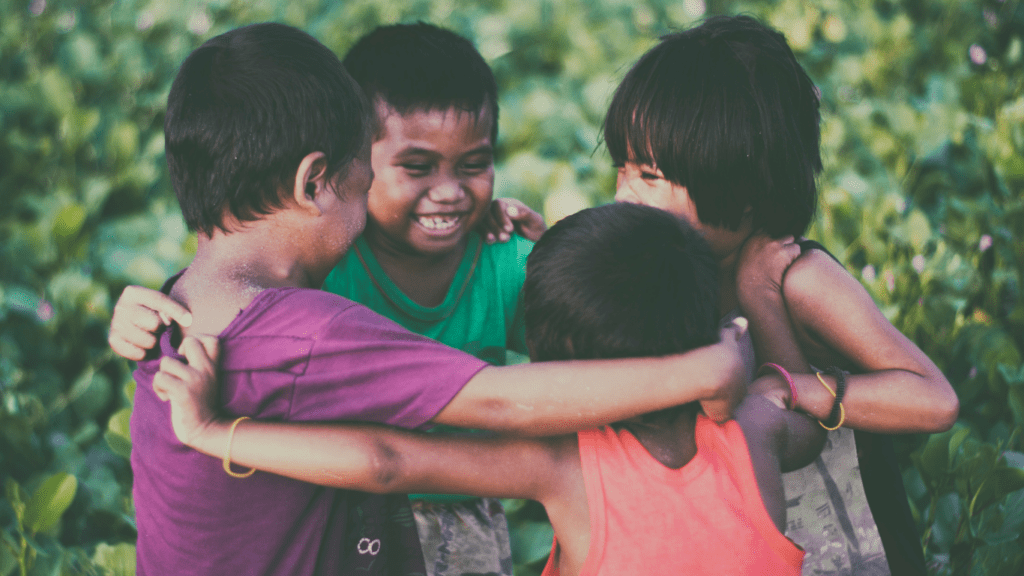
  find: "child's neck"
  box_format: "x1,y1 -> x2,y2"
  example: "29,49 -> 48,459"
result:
173,228 -> 320,337
364,233 -> 470,308
718,258 -> 740,317
620,408 -> 699,469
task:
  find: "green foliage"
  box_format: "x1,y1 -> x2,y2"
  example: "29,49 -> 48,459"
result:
2,0 -> 1022,574
4,473 -> 77,576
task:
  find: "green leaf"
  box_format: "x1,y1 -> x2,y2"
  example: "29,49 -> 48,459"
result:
998,363 -> 1024,386
970,467 -> 1024,517
105,408 -> 133,459
91,543 -> 136,576
22,473 -> 77,535
53,203 -> 86,243
4,479 -> 27,528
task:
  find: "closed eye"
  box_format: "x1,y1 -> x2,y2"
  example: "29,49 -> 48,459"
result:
401,163 -> 433,175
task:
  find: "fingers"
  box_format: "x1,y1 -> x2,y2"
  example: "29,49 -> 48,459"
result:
480,199 -> 513,244
198,335 -> 220,364
108,332 -> 152,362
119,285 -> 193,327
721,316 -> 749,341
178,336 -> 217,376
152,370 -> 182,402
112,302 -> 164,333
159,355 -> 194,382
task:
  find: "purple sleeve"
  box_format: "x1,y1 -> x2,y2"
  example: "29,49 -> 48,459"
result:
290,304 -> 488,428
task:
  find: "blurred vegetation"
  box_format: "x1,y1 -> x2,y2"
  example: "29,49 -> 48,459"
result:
1,0 -> 1022,574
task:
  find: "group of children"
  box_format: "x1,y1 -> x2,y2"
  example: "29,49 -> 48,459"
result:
109,14 -> 959,576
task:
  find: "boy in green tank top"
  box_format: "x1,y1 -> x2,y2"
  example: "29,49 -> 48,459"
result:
327,26 -> 543,575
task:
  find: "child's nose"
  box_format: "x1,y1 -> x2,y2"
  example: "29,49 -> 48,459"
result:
428,174 -> 467,203
613,185 -> 635,204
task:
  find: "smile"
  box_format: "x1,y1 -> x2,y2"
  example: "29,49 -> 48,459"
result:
416,214 -> 462,232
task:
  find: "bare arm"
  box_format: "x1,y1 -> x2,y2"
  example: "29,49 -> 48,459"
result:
208,420 -> 572,499
735,391 -> 825,532
736,235 -> 809,373
782,249 -> 959,433
433,318 -> 753,434
154,337 -> 578,501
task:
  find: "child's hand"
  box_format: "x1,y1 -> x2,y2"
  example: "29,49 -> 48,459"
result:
152,336 -> 222,448
700,317 -> 754,422
479,198 -> 547,243
735,234 -> 801,312
748,373 -> 792,411
109,285 -> 193,361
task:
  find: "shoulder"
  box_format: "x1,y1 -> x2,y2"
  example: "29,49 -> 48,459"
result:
479,233 -> 534,266
477,233 -> 533,299
261,287 -> 362,323
225,288 -> 408,343
782,245 -> 868,315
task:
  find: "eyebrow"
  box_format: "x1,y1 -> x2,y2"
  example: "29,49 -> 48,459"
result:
394,144 -> 494,158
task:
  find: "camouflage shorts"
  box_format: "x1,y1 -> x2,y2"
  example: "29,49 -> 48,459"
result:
783,427 -> 890,575
411,497 -> 513,576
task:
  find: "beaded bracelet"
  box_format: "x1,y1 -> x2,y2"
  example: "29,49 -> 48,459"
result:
814,370 -> 847,430
758,362 -> 797,410
223,416 -> 256,479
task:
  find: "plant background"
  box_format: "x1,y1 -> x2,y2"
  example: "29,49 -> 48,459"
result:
1,0 -> 1023,574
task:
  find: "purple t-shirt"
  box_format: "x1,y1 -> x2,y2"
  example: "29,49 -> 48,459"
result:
131,285 -> 487,575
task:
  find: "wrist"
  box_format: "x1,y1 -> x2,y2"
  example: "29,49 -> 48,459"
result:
188,418 -> 232,458
791,375 -> 831,420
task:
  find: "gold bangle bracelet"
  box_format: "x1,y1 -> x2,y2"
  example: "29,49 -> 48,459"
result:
814,372 -> 846,430
223,416 -> 256,479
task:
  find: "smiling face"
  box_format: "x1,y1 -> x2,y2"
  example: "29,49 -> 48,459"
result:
363,104 -> 494,259
615,162 -> 751,261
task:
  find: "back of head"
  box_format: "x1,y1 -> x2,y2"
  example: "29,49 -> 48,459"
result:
524,203 -> 719,363
342,22 -> 498,140
604,15 -> 822,237
166,23 -> 369,236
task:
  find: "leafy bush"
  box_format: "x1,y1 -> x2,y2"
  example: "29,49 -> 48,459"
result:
1,0 -> 1021,574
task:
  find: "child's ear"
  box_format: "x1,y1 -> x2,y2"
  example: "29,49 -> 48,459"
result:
291,151 -> 329,214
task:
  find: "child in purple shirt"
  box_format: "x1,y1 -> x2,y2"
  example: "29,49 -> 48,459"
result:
129,22 -> 752,576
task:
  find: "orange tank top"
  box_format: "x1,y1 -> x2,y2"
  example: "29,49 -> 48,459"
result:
541,415 -> 804,576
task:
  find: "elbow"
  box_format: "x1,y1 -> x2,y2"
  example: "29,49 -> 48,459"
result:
479,397 -> 536,435
365,438 -> 406,494
930,390 -> 960,433
915,375 -> 959,433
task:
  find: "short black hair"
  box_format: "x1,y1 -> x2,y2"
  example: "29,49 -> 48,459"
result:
604,15 -> 822,237
342,22 -> 498,141
524,203 -> 719,364
165,23 -> 370,235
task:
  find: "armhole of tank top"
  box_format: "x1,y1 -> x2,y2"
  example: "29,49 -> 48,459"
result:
576,430 -> 608,574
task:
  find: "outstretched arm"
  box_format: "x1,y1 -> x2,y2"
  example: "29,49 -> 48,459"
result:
782,249 -> 959,433
155,337 -> 578,501
434,317 -> 753,434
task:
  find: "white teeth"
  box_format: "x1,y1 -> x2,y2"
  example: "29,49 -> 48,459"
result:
418,215 -> 460,230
